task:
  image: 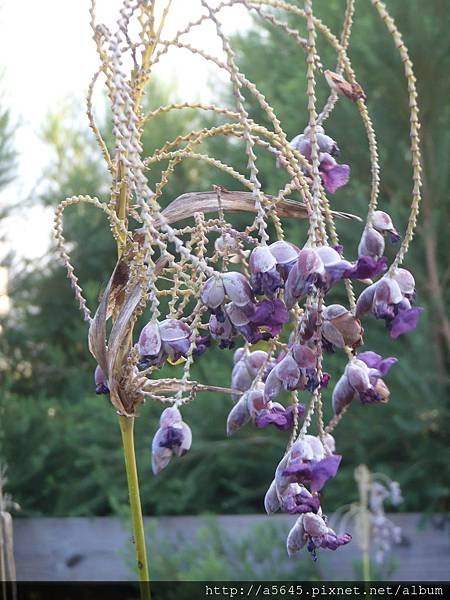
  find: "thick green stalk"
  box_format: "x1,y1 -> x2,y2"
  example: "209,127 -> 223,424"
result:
119,415 -> 151,598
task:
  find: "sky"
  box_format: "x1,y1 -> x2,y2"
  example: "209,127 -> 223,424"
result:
0,0 -> 251,261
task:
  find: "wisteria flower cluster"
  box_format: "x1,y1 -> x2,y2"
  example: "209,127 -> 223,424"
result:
54,0 -> 423,581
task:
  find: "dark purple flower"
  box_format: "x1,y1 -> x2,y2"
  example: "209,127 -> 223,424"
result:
159,426 -> 184,449
248,299 -> 289,336
283,454 -> 342,492
255,404 -> 298,431
192,334 -> 211,357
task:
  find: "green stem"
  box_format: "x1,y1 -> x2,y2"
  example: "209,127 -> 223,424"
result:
119,415 -> 151,600
362,547 -> 371,582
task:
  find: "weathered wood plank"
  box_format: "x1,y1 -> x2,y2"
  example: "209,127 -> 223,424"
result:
12,514 -> 449,581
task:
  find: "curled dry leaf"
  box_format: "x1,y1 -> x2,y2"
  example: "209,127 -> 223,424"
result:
159,190 -> 361,224
88,234 -> 167,416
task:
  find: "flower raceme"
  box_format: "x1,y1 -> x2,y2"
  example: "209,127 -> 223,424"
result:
53,0 -> 423,571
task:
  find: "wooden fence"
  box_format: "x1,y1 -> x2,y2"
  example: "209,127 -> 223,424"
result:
12,513 -> 449,581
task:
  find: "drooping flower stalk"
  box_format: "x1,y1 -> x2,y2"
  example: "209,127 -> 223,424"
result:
54,0 -> 422,575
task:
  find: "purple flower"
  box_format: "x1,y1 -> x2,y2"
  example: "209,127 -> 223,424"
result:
287,513 -> 351,558
342,255 -> 387,280
94,365 -> 109,394
151,407 -> 192,474
248,299 -> 289,336
284,248 -> 325,308
255,404 -> 298,431
268,240 -> 300,279
358,211 -> 400,260
290,126 -> 340,158
264,344 -> 318,402
283,454 -> 342,492
389,305 -> 423,338
356,270 -> 423,338
249,246 -> 283,296
138,318 -> 192,368
318,153 -> 350,193
231,349 -> 271,400
331,353 -> 397,414
226,299 -> 289,345
372,211 -> 401,242
209,312 -> 235,349
226,394 -> 251,435
358,226 -> 385,260
281,485 -> 321,514
314,530 -> 352,551
192,334 -> 211,357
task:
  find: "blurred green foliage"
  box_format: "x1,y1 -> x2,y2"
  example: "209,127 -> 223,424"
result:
0,0 -> 449,519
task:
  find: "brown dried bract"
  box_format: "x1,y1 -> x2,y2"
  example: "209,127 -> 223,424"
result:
324,70 -> 366,102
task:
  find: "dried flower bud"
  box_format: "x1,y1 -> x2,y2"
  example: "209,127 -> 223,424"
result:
323,304 -> 363,350
324,69 -> 365,102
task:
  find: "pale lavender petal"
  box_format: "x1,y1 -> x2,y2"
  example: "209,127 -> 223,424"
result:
159,319 -> 190,342
332,374 -> 356,415
222,272 -> 253,306
358,226 -> 385,259
276,355 -> 301,390
200,276 -> 225,309
138,321 -> 162,356
249,245 -> 277,273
